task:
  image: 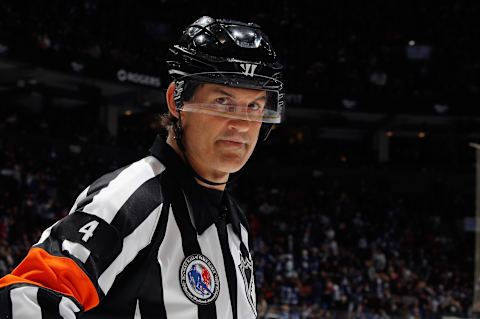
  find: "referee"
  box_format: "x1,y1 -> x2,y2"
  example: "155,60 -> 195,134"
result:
0,16 -> 285,318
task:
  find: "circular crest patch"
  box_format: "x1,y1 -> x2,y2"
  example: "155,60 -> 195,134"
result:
180,254 -> 220,305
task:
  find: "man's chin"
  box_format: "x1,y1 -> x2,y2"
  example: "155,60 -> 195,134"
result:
217,158 -> 248,174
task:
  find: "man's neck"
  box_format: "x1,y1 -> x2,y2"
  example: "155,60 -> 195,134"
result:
166,135 -> 227,191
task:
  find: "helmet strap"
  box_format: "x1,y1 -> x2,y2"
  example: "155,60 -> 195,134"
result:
173,112 -> 185,151
261,123 -> 274,142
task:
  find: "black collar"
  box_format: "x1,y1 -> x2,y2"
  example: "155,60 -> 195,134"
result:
149,135 -> 243,236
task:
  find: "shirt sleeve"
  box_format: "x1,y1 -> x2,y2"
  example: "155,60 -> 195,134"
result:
0,209 -> 122,318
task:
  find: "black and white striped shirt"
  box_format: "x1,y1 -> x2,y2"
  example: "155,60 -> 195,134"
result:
0,135 -> 257,319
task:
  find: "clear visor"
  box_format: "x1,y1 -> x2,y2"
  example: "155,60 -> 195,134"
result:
180,87 -> 281,124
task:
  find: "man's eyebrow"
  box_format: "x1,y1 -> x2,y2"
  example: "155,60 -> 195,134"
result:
253,95 -> 267,101
214,88 -> 234,97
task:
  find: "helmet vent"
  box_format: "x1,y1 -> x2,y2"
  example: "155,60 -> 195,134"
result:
225,25 -> 261,49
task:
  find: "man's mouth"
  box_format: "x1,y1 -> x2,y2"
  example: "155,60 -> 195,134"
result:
217,137 -> 246,148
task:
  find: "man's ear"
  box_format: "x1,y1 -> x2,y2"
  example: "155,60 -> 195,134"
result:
166,82 -> 179,119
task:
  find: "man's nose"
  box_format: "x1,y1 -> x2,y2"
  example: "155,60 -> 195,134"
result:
227,118 -> 251,132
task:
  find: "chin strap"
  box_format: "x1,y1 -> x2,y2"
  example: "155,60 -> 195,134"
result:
174,112 -> 230,186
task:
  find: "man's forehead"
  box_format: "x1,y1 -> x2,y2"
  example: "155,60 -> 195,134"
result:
196,83 -> 266,99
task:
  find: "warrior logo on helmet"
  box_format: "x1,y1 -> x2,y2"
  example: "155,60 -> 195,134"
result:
240,63 -> 258,77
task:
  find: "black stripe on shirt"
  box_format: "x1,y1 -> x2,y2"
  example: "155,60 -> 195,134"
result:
135,201 -> 170,319
169,177 -> 217,319
216,209 -> 238,319
110,175 -> 164,238
0,284 -> 12,319
37,288 -> 62,319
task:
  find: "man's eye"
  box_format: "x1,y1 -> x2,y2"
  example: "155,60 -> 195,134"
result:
215,97 -> 232,105
248,103 -> 261,111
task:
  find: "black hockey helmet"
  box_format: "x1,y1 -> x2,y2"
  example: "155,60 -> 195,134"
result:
166,16 -> 285,141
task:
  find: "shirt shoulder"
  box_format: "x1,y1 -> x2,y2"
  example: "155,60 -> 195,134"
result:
73,155 -> 167,223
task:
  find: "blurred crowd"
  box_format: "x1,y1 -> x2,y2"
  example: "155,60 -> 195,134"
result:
1,1 -> 480,115
237,171 -> 472,318
0,110 -> 474,319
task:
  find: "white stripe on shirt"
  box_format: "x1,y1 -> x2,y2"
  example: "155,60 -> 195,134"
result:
61,239 -> 91,263
157,206 -> 197,319
198,224 -> 233,319
59,296 -> 80,319
82,157 -> 164,223
134,299 -> 142,319
11,286 -> 41,319
143,155 -> 166,176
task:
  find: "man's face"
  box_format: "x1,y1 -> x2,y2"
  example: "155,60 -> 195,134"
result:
180,83 -> 264,176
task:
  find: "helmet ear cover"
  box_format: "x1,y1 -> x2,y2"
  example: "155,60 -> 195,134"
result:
172,79 -> 201,110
